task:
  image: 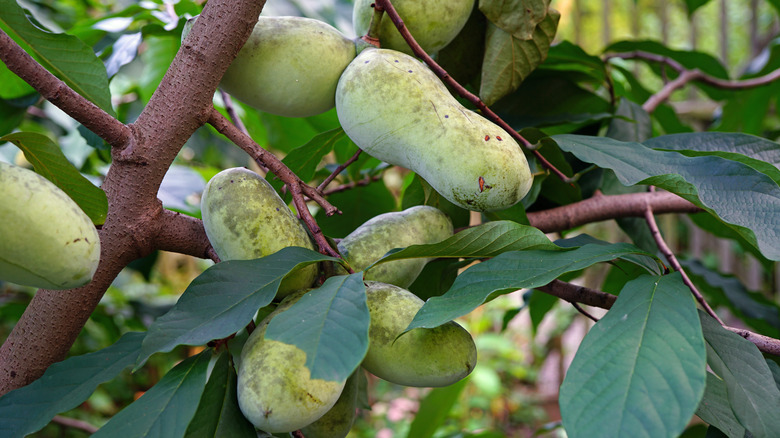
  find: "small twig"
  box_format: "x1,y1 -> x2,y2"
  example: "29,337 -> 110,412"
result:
287,182 -> 343,259
219,90 -> 250,136
52,415 -> 98,434
316,149 -> 363,192
726,326 -> 780,356
643,187 -> 724,324
643,69 -> 700,113
323,174 -> 383,196
571,302 -> 600,322
372,0 -> 572,184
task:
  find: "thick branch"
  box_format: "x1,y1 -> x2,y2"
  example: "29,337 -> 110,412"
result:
0,29 -> 130,147
154,209 -> 214,261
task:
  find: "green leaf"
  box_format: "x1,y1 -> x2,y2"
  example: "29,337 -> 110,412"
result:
606,98 -> 652,143
184,351 -> 256,438
136,247 -> 337,368
478,0 -> 549,39
559,274 -> 707,438
0,0 -> 113,114
265,273 -> 369,382
0,332 -> 144,438
0,96 -> 31,135
1,132 -> 108,224
267,127 -> 344,192
696,372 -> 747,438
480,9 -> 559,106
315,181 -> 397,238
528,289 -> 557,334
406,242 -> 655,330
553,134 -> 780,261
701,312 -> 780,438
406,377 -> 469,438
93,349 -> 211,438
408,258 -> 462,300
684,0 -> 712,17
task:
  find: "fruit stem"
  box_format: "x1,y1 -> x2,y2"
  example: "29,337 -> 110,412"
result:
362,2 -> 385,48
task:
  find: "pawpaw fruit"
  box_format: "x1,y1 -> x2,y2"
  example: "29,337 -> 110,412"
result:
352,0 -> 474,55
0,162 -> 99,289
362,281 -> 477,387
237,290 -> 347,433
200,167 -> 318,298
301,368 -> 360,438
336,48 -> 533,211
219,16 -> 356,117
338,205 -> 453,288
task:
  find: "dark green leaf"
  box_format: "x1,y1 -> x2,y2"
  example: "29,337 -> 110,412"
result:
315,181 -> 396,238
559,274 -> 706,438
0,0 -> 113,114
553,134 -> 780,261
94,350 -> 211,438
401,174 -> 471,229
268,128 -> 344,192
265,273 -> 369,382
528,290 -> 557,334
408,258 -> 461,300
406,377 -> 469,438
435,6 -> 486,87
0,332 -> 144,438
478,0 -> 549,39
406,242 -> 654,330
184,351 -> 256,438
606,98 -> 652,143
684,0 -> 712,16
1,132 -> 108,224
0,96 -> 29,136
136,247 -> 337,368
701,312 -> 780,437
696,372 -> 747,438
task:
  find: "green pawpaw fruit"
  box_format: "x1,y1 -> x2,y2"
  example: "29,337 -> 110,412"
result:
352,0 -> 474,55
200,167 -> 318,298
301,368 -> 360,438
219,16 -> 356,117
336,48 -> 533,211
237,290 -> 347,433
338,205 -> 453,288
0,162 -> 99,289
363,281 -> 477,387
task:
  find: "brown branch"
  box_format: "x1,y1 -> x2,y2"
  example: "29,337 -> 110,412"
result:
571,302 -> 600,322
527,190 -> 700,233
322,174 -> 383,196
52,415 -> 98,434
154,209 -> 214,261
316,149 -> 363,192
643,188 -> 723,324
0,29 -> 130,148
726,327 -> 780,356
372,0 -> 572,184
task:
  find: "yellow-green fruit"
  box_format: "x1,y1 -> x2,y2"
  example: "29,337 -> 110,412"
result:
200,167 -> 317,298
0,162 -> 99,289
220,16 -> 356,117
353,0 -> 474,55
338,205 -> 453,288
363,282 -> 477,387
336,48 -> 533,211
238,290 -> 347,433
301,368 -> 360,438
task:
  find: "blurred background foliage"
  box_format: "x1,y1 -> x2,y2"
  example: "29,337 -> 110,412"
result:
0,0 -> 778,436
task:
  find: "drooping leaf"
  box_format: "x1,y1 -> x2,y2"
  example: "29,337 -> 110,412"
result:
480,9 -> 559,106
1,132 -> 108,224
559,274 -> 707,438
606,97 -> 652,143
136,247 -> 337,368
315,181 -> 397,238
183,351 -> 256,438
478,0 -> 549,39
406,376 -> 469,438
0,0 -> 114,114
553,134 -> 780,261
527,289 -> 557,334
435,5 -> 487,87
405,242 -> 656,331
265,273 -> 369,382
695,372 -> 748,438
0,332 -> 144,438
0,95 -> 32,135
701,312 -> 780,438
93,350 -> 212,438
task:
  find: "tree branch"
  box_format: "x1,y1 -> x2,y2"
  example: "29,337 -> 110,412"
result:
154,209 -> 214,261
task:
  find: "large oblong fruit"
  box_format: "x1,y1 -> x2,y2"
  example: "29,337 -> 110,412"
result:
0,162 -> 100,289
200,167 -> 318,298
220,16 -> 356,117
338,205 -> 453,288
363,282 -> 477,387
353,0 -> 474,55
336,48 -> 533,211
300,368 -> 360,438
238,291 -> 346,433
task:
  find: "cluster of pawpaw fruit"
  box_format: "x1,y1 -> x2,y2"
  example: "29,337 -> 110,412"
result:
200,167 -> 477,434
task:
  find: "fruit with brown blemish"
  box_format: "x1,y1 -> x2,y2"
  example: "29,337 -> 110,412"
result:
337,205 -> 453,288
237,290 -> 347,433
218,16 -> 356,117
362,282 -> 477,387
0,162 -> 100,289
335,48 -> 533,211
300,368 -> 360,438
200,167 -> 318,299
352,0 -> 474,55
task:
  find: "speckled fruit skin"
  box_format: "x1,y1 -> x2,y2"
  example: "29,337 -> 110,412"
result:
362,282 -> 477,387
0,162 -> 100,289
301,368 -> 360,438
220,16 -> 356,117
200,167 -> 317,298
336,48 -> 533,212
353,0 -> 474,55
238,291 -> 346,433
338,205 -> 453,288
